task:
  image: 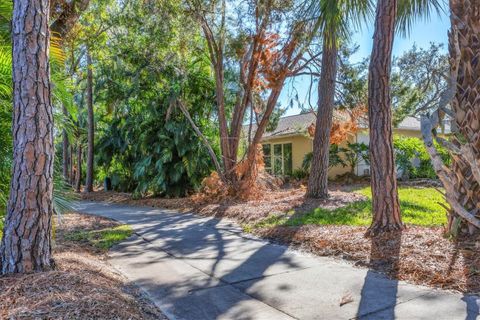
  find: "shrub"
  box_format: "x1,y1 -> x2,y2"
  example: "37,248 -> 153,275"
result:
342,142 -> 369,174
393,135 -> 450,179
291,168 -> 309,180
302,144 -> 347,173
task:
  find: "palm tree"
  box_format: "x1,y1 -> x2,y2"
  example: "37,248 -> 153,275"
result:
307,0 -> 371,199
0,0 -> 54,274
366,0 -> 442,235
447,0 -> 480,232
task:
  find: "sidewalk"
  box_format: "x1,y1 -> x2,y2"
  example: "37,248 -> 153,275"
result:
74,201 -> 480,320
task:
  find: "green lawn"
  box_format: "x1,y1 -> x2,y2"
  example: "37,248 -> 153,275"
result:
64,225 -> 133,250
256,186 -> 448,228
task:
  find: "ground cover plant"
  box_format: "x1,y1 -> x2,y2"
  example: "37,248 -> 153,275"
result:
254,186 -> 448,229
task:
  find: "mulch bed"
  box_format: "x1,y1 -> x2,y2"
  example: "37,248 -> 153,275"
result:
81,186 -> 480,295
0,213 -> 165,320
255,225 -> 480,294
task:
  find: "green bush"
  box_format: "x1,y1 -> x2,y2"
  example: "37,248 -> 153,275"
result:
302,144 -> 347,173
291,168 -> 309,180
393,135 -> 450,179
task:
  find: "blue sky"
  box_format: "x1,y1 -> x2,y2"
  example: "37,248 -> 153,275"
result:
280,10 -> 450,116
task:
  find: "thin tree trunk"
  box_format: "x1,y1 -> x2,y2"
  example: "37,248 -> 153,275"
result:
0,0 -> 54,274
177,100 -> 225,181
62,105 -> 69,181
366,0 -> 403,235
70,145 -> 75,185
75,144 -> 82,193
307,35 -> 338,199
85,48 -> 94,192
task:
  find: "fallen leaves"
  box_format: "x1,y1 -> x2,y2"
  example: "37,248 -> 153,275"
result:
0,213 -> 165,320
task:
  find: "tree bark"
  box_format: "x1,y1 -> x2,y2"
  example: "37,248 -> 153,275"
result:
50,0 -> 91,38
85,48 -> 94,192
75,144 -> 82,193
366,0 -> 403,235
69,144 -> 75,185
307,35 -> 338,199
448,0 -> 480,231
62,105 -> 69,181
0,0 -> 54,274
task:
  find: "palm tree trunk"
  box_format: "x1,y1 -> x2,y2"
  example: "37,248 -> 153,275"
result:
307,35 -> 338,199
0,0 -> 54,274
85,48 -> 94,192
366,0 -> 403,235
448,0 -> 480,232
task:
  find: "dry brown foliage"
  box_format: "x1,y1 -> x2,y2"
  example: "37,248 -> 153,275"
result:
193,144 -> 281,202
308,105 -> 368,145
0,214 -> 164,320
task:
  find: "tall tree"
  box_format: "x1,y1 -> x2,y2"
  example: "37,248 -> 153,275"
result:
421,0 -> 480,233
85,47 -> 94,192
367,0 -> 442,235
307,30 -> 337,199
0,0 -> 54,273
366,0 -> 402,235
187,0 -> 322,195
307,0 -> 370,199
51,0 -> 91,184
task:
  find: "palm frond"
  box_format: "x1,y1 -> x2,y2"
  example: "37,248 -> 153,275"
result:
396,0 -> 445,37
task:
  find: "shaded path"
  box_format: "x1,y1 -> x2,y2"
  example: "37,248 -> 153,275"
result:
74,201 -> 479,320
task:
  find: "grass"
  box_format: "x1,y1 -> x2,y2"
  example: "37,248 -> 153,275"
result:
64,225 -> 133,250
255,186 -> 448,229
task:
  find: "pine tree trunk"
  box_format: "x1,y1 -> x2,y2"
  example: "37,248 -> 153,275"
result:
366,0 -> 403,235
307,36 -> 338,199
85,49 -> 94,192
0,0 -> 54,274
75,144 -> 82,193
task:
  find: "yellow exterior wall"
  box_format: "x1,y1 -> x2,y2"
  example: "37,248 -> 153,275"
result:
260,128 -> 423,179
262,135 -> 312,172
261,134 -> 352,178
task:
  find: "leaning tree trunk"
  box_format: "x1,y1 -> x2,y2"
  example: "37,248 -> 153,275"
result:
85,48 -> 94,192
0,0 -> 54,274
75,144 -> 82,193
307,34 -> 338,199
366,0 -> 403,235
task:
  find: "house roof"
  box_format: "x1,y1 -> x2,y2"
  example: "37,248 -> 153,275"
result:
245,112 -> 451,140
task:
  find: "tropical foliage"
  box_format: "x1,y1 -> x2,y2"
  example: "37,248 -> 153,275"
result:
93,0 -> 217,197
394,135 -> 450,180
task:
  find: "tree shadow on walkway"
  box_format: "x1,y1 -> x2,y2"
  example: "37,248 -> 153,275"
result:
454,232 -> 480,320
95,201 -> 304,319
357,230 -> 402,319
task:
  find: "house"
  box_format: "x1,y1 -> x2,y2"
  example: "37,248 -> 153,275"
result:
245,112 -> 449,178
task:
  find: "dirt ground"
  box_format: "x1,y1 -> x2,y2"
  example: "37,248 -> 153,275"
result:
0,213 -> 166,320
81,186 -> 480,295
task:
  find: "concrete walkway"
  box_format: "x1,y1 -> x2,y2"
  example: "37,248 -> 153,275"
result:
74,201 -> 479,320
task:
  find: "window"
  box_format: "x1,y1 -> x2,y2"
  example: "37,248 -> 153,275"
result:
262,142 -> 292,176
262,144 -> 272,174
